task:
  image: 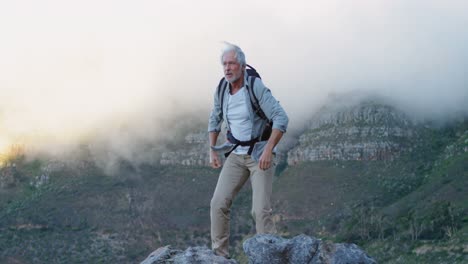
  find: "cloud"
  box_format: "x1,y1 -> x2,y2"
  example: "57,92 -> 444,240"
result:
0,0 -> 467,165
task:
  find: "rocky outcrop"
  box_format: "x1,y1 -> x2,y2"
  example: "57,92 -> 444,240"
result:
29,174 -> 50,188
0,163 -> 17,188
160,132 -> 211,166
140,245 -> 237,264
158,102 -> 420,166
141,234 -> 376,264
288,102 -> 417,165
443,130 -> 468,159
243,234 -> 376,264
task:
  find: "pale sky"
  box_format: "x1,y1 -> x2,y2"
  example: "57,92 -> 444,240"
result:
0,0 -> 467,161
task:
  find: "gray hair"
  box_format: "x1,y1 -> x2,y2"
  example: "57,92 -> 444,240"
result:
220,42 -> 246,66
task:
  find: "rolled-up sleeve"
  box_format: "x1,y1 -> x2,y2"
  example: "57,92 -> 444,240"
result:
254,79 -> 289,133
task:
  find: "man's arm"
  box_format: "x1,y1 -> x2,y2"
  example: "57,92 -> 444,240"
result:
252,79 -> 288,170
209,131 -> 222,168
253,79 -> 289,134
208,83 -> 224,169
258,128 -> 283,170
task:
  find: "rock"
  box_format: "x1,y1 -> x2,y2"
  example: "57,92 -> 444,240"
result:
0,164 -> 18,188
160,132 -> 211,166
140,246 -> 181,264
243,234 -> 320,264
314,241 -> 377,264
158,101 -> 424,166
243,234 -> 376,264
142,234 -> 375,264
443,130 -> 468,159
140,245 -> 237,264
287,102 -> 417,165
30,174 -> 50,188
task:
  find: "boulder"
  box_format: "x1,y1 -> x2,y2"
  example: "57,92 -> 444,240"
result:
140,245 -> 237,264
243,234 -> 376,264
141,234 -> 376,264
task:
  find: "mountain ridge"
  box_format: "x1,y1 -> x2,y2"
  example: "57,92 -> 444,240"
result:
0,99 -> 466,263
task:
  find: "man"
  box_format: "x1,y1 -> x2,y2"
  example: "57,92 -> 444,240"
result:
207,42 -> 289,258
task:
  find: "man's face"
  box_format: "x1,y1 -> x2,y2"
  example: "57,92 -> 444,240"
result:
222,51 -> 244,84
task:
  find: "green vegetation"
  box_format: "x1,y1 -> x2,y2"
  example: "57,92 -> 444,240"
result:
0,119 -> 466,263
270,120 -> 467,263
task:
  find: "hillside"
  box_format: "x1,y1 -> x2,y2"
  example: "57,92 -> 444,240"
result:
274,104 -> 467,263
0,160 -> 226,262
0,101 -> 466,263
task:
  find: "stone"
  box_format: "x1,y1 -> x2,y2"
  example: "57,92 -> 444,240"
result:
140,246 -> 237,264
243,234 -> 320,264
243,234 -> 376,264
140,246 -> 179,264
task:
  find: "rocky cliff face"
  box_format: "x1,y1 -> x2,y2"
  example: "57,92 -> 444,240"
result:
160,132 -> 211,166
443,130 -> 468,159
158,132 -> 286,167
0,163 -> 17,188
158,102 -> 420,167
287,102 -> 417,165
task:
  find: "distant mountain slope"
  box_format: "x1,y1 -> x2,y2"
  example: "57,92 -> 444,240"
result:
288,102 -> 419,164
274,113 -> 467,263
0,100 -> 466,263
0,161 -> 223,263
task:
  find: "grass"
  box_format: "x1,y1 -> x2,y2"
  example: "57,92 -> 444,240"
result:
0,118 -> 466,263
0,161 -> 257,263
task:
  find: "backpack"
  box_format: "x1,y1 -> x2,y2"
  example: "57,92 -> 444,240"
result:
216,64 -> 272,142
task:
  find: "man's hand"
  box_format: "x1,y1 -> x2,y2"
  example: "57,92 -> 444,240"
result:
209,131 -> 222,169
258,128 -> 284,170
210,149 -> 222,169
258,149 -> 273,170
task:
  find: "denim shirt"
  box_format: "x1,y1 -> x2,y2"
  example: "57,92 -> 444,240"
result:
208,72 -> 289,140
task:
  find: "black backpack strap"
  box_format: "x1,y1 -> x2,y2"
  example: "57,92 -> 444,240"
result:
247,76 -> 273,141
224,130 -> 260,157
246,64 -> 261,79
224,143 -> 239,158
216,78 -> 225,97
247,76 -> 268,121
216,78 -> 228,120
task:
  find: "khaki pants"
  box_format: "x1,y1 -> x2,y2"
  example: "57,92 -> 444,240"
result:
210,154 -> 276,257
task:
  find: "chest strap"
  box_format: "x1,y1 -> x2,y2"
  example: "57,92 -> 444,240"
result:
224,131 -> 259,158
